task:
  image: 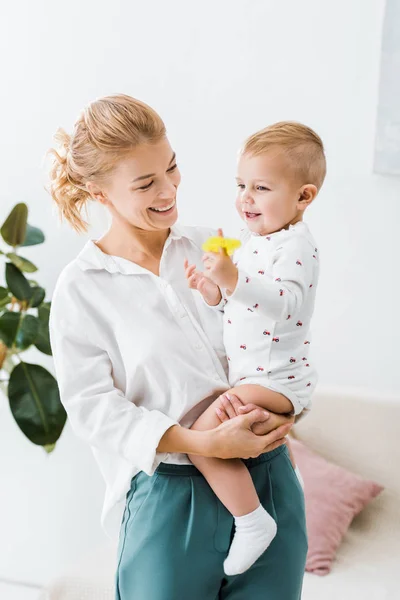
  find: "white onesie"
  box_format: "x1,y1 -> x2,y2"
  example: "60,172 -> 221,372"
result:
223,221 -> 319,415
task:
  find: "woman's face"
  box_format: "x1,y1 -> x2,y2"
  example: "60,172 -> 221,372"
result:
96,137 -> 181,232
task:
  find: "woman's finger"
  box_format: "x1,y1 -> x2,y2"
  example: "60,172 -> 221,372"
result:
221,394 -> 237,419
224,394 -> 245,416
260,424 -> 292,451
217,228 -> 224,238
261,438 -> 286,455
238,403 -> 268,416
215,407 -> 229,423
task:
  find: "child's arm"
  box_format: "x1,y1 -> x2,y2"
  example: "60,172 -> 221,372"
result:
203,235 -> 318,322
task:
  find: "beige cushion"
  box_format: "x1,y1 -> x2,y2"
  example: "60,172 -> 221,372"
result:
297,387 -> 400,599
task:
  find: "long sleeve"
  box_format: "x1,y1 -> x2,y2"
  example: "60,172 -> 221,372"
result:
229,235 -> 317,322
50,316 -> 178,476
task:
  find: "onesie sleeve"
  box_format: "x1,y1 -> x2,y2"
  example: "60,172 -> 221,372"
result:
228,235 -> 318,322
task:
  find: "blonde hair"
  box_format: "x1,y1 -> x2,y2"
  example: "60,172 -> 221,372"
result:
47,94 -> 166,232
242,121 -> 326,190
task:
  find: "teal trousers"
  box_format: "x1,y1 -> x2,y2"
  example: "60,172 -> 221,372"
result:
116,445 -> 307,599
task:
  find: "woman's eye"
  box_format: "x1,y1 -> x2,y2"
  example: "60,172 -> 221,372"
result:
138,181 -> 153,191
167,164 -> 178,172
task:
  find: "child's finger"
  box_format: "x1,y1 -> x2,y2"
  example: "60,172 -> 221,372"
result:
184,259 -> 189,269
216,230 -> 228,256
186,264 -> 196,276
188,274 -> 200,289
185,264 -> 197,280
197,278 -> 206,292
202,252 -> 216,264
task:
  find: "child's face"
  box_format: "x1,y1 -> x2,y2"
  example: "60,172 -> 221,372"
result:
235,151 -> 304,236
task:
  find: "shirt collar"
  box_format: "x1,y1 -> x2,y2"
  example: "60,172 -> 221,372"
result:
76,223 -> 195,275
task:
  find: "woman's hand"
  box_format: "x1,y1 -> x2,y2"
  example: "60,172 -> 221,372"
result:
215,393 -> 295,435
209,407 -> 292,459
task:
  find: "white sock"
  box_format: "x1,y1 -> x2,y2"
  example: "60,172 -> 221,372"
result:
223,504 -> 277,576
294,465 -> 305,489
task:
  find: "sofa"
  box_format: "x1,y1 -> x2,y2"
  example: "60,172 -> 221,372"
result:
40,386 -> 400,599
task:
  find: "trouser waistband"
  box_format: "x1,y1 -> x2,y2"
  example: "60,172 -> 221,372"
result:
155,444 -> 287,476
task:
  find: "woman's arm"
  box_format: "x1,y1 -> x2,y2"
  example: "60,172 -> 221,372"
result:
51,313 -> 291,471
50,316 -> 179,476
158,406 -> 292,459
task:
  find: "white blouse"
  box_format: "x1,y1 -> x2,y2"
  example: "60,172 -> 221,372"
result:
49,224 -> 230,536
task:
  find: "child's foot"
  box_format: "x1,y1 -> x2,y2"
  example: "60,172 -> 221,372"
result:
223,504 -> 277,576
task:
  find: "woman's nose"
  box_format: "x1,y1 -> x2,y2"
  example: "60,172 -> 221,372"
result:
158,179 -> 176,198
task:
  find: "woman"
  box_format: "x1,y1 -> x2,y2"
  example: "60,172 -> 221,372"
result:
48,94 -> 306,599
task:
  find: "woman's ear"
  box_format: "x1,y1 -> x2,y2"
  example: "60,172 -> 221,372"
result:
86,182 -> 109,205
297,184 -> 318,210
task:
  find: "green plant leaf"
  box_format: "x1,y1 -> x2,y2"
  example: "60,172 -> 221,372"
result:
1,203 -> 28,247
5,263 -> 33,301
30,287 -> 46,308
20,224 -> 45,247
0,287 -> 8,301
0,312 -> 20,347
15,314 -> 39,350
0,297 -> 11,310
6,253 -> 38,273
35,302 -> 52,355
8,362 -> 66,447
0,312 -> 39,350
44,443 -> 56,454
0,293 -> 11,309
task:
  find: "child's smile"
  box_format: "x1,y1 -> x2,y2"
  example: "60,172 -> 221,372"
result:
236,152 -> 309,236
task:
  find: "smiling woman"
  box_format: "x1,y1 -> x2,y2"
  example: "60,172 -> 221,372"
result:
47,94 -> 295,600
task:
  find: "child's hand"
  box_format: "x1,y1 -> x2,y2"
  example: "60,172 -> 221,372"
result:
184,259 -> 222,307
202,229 -> 238,294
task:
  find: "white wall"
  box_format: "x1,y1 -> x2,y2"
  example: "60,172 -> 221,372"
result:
0,0 -> 398,586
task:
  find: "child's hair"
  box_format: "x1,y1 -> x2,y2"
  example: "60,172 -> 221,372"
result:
242,121 -> 326,190
47,94 -> 166,232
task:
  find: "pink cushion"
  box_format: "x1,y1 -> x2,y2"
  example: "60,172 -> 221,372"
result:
291,438 -> 384,575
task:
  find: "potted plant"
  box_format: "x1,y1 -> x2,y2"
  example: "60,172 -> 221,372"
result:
0,203 -> 66,452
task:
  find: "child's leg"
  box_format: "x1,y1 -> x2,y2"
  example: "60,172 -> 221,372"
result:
190,384 -> 292,512
189,384 -> 291,575
189,384 -> 291,511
